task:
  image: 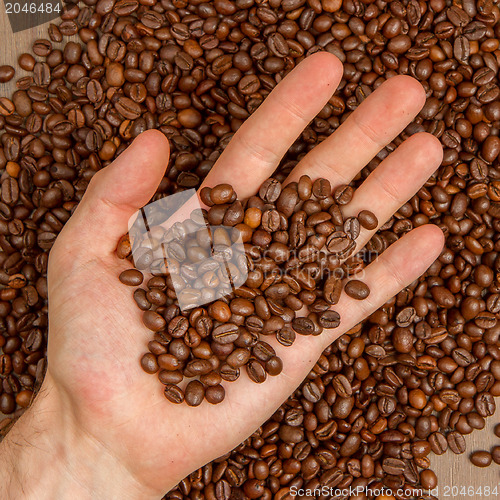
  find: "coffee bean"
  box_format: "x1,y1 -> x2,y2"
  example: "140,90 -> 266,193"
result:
185,380 -> 205,406
358,210 -> 378,230
334,185 -> 354,205
318,310 -> 340,328
246,359 -> 266,383
211,184 -> 234,205
344,280 -> 370,300
265,356 -> 282,376
470,451 -> 492,467
143,310 -> 166,332
258,179 -> 281,203
494,424 -> 500,439
119,269 -> 144,286
447,431 -> 466,454
205,384 -> 225,404
429,432 -> 448,455
141,353 -> 159,374
292,317 -> 315,335
0,65 -> 15,83
491,446 -> 500,465
164,384 -> 184,404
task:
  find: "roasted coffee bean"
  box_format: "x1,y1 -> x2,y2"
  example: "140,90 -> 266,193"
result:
470,451 -> 492,468
0,65 -> 15,83
491,446 -> 500,465
164,384 -> 184,404
318,310 -> 340,328
141,353 -> 159,374
429,432 -> 448,455
344,280 -> 370,300
210,184 -> 234,205
292,317 -> 315,335
334,185 -> 354,205
143,311 -> 166,332
185,380 -> 205,406
358,210 -> 378,230
205,384 -> 225,404
119,269 -> 144,286
258,179 -> 281,203
447,431 -> 466,454
246,359 -> 266,383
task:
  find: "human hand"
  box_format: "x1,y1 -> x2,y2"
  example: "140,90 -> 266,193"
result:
0,52 -> 444,500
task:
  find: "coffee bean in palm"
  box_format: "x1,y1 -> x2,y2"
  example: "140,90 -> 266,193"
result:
344,280 -> 370,300
312,178 -> 331,199
143,311 -> 166,332
333,184 -> 354,205
258,179 -> 281,203
358,210 -> 378,230
318,310 -> 341,328
141,353 -> 159,374
210,184 -> 234,205
292,317 -> 315,335
265,356 -> 283,376
164,384 -> 184,404
185,380 -> 205,406
298,175 -> 312,200
246,359 -> 266,383
205,384 -> 225,404
119,269 -> 144,286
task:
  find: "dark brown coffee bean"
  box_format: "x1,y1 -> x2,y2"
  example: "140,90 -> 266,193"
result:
0,65 -> 15,83
344,280 -> 370,300
358,210 -> 378,230
143,310 -> 166,332
333,185 -> 354,205
164,384 -> 184,404
447,431 -> 466,454
141,353 -> 159,374
318,310 -> 340,328
259,179 -> 281,203
265,356 -> 283,376
470,450 -> 492,467
185,380 -> 205,407
246,359 -> 266,383
119,269 -> 144,286
292,317 -> 315,335
211,184 -> 234,205
491,446 -> 500,465
205,384 -> 225,404
429,432 -> 448,455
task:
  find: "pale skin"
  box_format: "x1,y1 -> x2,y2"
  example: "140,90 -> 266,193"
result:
0,53 -> 445,499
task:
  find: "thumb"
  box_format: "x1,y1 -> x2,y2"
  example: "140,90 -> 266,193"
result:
56,130 -> 170,257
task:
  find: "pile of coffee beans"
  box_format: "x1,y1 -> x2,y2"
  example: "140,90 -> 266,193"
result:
0,0 -> 499,496
117,178 -> 374,405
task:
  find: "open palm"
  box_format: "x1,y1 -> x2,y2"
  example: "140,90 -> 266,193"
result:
42,53 -> 444,498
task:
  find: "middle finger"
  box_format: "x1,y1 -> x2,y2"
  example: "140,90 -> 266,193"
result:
286,75 -> 427,186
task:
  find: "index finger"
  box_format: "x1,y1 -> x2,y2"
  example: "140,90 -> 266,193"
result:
201,52 -> 343,198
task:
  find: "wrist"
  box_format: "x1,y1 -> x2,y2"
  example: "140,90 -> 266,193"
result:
0,374 -> 161,500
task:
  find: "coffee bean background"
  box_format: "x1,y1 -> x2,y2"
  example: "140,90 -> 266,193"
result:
0,1 -> 500,498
